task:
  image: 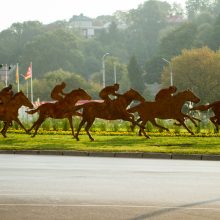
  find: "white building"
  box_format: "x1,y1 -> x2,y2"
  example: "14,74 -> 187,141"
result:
69,14 -> 95,38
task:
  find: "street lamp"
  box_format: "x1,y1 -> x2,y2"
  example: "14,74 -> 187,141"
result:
0,64 -> 11,86
102,52 -> 110,88
162,58 -> 173,86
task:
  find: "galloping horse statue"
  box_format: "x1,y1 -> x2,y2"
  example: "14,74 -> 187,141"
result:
74,88 -> 149,141
26,88 -> 91,137
0,91 -> 33,137
128,89 -> 200,136
190,100 -> 220,132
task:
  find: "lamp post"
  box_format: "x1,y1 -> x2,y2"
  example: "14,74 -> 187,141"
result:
102,53 -> 110,88
0,64 -> 11,86
114,62 -> 117,84
162,58 -> 173,86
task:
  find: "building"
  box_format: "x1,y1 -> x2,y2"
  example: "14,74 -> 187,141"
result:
69,14 -> 95,38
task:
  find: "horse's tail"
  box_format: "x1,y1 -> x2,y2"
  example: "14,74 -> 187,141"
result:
190,103 -> 215,111
127,104 -> 141,113
26,107 -> 39,114
73,103 -> 88,111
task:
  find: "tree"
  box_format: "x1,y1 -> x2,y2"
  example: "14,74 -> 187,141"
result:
161,47 -> 220,103
186,0 -> 213,20
208,15 -> 220,50
125,0 -> 171,63
20,28 -> 84,78
144,56 -> 165,84
159,22 -> 198,59
32,69 -> 99,101
127,55 -> 145,93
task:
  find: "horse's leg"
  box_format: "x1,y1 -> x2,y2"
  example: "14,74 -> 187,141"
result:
210,116 -> 219,132
14,118 -> 29,133
176,117 -> 195,135
68,116 -> 75,138
28,119 -> 38,132
84,118 -> 95,141
75,118 -> 87,141
1,122 -> 11,138
139,120 -> 150,139
123,116 -> 150,138
138,119 -> 146,136
1,123 -> 7,138
130,117 -> 142,131
150,119 -> 169,132
31,117 -> 46,137
183,114 -> 200,127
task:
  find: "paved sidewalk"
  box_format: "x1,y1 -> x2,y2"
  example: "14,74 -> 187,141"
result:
0,150 -> 220,161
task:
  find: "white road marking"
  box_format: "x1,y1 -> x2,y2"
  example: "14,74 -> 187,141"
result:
0,203 -> 219,211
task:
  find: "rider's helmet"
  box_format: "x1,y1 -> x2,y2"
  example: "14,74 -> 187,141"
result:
169,86 -> 177,93
61,82 -> 66,88
114,83 -> 119,91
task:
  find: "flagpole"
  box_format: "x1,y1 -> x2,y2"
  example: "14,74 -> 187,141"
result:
26,80 -> 29,98
30,62 -> 33,103
16,63 -> 20,92
5,64 -> 8,86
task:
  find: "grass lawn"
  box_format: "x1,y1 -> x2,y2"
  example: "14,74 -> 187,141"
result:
0,130 -> 220,155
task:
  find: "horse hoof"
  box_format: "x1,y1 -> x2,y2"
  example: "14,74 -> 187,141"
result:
1,131 -> 6,138
74,135 -> 79,141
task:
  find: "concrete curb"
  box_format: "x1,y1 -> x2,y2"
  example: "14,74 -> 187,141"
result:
0,150 -> 220,161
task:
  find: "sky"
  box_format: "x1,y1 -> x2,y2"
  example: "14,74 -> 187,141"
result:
0,0 -> 185,31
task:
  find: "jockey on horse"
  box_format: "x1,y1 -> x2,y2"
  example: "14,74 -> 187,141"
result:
155,85 -> 177,102
99,83 -> 120,103
99,83 -> 128,114
0,84 -> 14,104
50,82 -> 67,102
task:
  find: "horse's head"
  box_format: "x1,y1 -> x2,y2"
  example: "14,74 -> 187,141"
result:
14,91 -> 33,109
76,88 -> 92,100
183,89 -> 200,103
126,88 -> 145,103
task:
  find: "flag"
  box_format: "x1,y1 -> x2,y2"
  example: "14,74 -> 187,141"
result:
24,63 -> 32,80
15,63 -> 19,83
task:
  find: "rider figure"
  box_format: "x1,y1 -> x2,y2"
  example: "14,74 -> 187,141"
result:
155,85 -> 177,102
51,82 -> 67,102
0,84 -> 14,104
99,83 -> 120,103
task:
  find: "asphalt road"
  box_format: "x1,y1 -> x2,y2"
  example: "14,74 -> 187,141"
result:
0,154 -> 220,220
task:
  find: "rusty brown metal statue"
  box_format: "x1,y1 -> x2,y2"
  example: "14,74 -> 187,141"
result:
190,101 -> 220,132
128,89 -> 200,136
0,84 -> 14,104
99,83 -> 120,103
74,87 -> 148,141
155,85 -> 177,102
26,87 -> 92,137
50,82 -> 67,101
0,90 -> 33,137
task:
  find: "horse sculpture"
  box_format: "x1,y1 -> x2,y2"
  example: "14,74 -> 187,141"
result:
0,91 -> 33,137
128,89 -> 200,136
74,88 -> 149,141
26,88 -> 91,137
190,101 -> 220,132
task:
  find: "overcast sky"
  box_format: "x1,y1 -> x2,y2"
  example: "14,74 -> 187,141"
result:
0,0 -> 185,31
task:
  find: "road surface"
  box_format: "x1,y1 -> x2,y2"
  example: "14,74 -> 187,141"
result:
0,154 -> 220,219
